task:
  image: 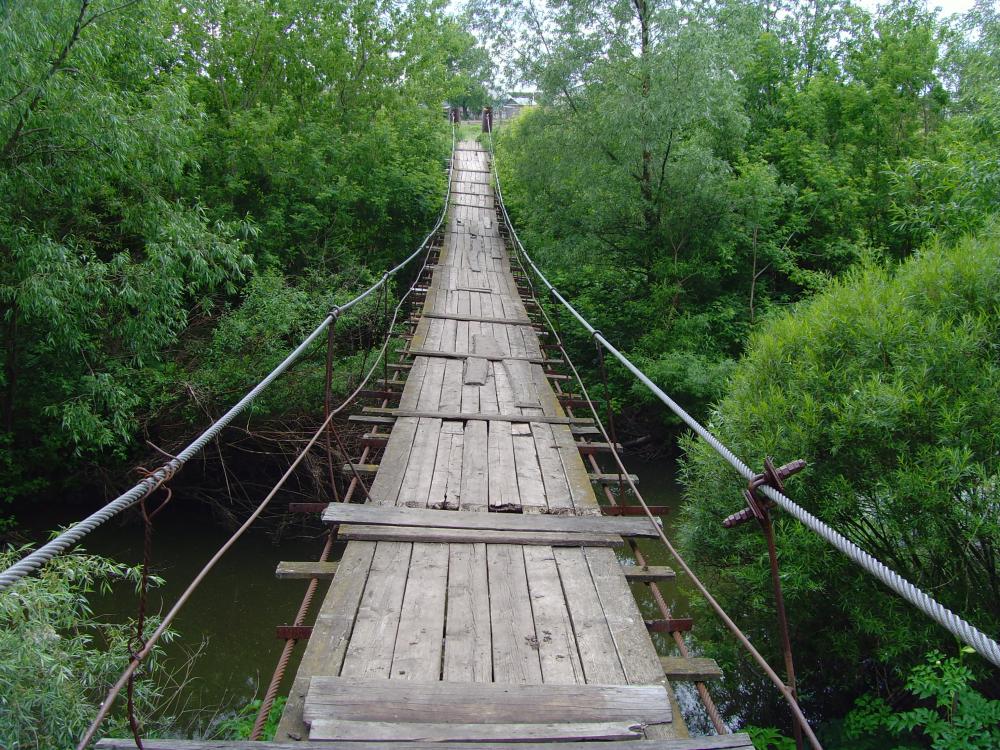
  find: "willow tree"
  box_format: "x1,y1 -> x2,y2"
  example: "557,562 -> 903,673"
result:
0,0 -> 250,502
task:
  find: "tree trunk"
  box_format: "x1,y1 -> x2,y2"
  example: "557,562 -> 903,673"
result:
3,307 -> 17,433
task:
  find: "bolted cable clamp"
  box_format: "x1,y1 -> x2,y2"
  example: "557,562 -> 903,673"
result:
723,457 -> 805,528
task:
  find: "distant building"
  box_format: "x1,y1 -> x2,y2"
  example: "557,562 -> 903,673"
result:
500,92 -> 537,120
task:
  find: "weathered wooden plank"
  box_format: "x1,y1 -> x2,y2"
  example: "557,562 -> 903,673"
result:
512,424 -> 548,512
585,547 -> 667,685
103,736 -> 747,750
361,407 -> 593,425
99,733 -> 755,749
493,354 -> 518,414
303,677 -> 671,725
460,419 -> 489,511
422,311 -> 534,326
428,421 -> 463,509
554,547 -> 628,684
531,422 -> 574,512
444,543 -> 492,681
464,356 -> 489,385
659,656 -> 724,682
341,462 -> 379,475
339,542 -> 412,679
488,543 -> 543,683
522,545 -> 586,684
488,420 -> 520,510
404,348 -> 558,365
274,561 -> 339,580
622,565 -> 677,583
472,332 -> 505,358
390,543 -> 448,681
396,418 -> 442,508
275,541 -> 375,741
440,357 -> 463,412
322,502 -> 660,536
551,423 -> 602,513
338,524 -> 624,547
308,720 -> 644,742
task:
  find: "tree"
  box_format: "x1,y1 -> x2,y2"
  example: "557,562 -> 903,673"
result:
0,0 -> 250,502
0,0 -> 471,508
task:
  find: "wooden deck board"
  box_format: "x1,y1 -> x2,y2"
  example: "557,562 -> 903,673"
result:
322,502 -> 661,536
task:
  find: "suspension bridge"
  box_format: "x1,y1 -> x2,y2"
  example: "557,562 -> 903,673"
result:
4,122 -> 998,750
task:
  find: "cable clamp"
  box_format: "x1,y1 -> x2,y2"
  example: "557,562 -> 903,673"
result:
723,457 -> 805,528
329,305 -> 342,320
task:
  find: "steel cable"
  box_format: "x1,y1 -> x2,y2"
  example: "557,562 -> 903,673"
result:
486,124 -> 1000,670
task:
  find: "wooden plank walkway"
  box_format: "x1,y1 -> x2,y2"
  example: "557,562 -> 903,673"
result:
272,141 -> 699,747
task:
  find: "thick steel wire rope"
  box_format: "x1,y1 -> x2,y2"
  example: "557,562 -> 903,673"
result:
0,126 -> 456,593
485,124 -> 1000,669
77,128 -> 454,750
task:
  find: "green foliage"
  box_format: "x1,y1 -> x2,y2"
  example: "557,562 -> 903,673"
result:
0,0 -> 252,501
679,228 -> 1000,722
214,696 -> 286,741
487,0 -> 998,432
0,0 -> 469,507
744,726 -> 796,750
845,651 -> 1000,750
0,545 -> 174,749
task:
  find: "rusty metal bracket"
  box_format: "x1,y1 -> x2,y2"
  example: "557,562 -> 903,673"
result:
645,617 -> 694,633
723,457 -> 805,528
276,625 -> 313,640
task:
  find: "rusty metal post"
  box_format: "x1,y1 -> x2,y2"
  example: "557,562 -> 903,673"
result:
761,510 -> 803,750
323,314 -> 341,503
482,106 -> 493,133
724,457 -> 805,750
592,332 -> 625,499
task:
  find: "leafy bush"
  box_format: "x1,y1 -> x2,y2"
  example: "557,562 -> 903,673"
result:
846,651 -> 1000,749
0,546 -> 175,749
679,225 -> 1000,721
213,697 -> 286,741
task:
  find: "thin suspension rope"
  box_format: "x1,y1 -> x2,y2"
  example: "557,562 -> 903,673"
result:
0,125 -> 456,594
486,123 -> 1000,670
77,135 -> 454,746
